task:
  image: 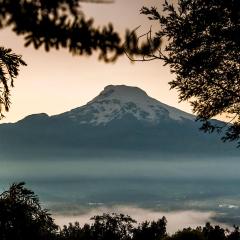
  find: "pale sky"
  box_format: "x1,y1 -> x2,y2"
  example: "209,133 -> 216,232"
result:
0,0 -> 192,123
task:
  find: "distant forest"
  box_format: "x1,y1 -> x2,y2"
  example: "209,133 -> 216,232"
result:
0,182 -> 239,240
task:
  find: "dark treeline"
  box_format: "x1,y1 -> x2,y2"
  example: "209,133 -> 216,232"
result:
0,182 -> 240,240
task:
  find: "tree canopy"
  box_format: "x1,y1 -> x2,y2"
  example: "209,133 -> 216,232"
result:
0,0 -> 123,60
1,182 -> 240,240
0,0 -> 142,118
127,0 -> 240,144
0,182 -> 58,240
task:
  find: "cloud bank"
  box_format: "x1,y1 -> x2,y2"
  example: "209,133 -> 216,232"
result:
53,205 -> 221,233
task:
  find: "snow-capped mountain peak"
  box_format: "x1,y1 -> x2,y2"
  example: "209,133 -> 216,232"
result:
63,85 -> 195,125
89,85 -> 151,104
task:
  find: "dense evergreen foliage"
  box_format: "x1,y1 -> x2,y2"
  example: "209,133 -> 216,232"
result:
1,183 -> 240,240
127,0 -> 240,144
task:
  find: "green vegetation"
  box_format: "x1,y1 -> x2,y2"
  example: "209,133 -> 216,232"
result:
1,182 -> 240,240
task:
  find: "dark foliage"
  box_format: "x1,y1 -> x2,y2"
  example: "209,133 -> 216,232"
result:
0,182 -> 58,240
203,222 -> 226,240
0,0 -> 147,118
166,227 -> 205,240
1,182 -> 240,240
59,213 -> 136,240
90,213 -> 136,240
132,217 -> 167,240
228,226 -> 240,240
126,0 -> 240,145
0,47 -> 26,118
0,0 -> 124,61
59,222 -> 91,240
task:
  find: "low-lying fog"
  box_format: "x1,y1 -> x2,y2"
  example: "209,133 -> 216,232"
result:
1,157 -> 240,227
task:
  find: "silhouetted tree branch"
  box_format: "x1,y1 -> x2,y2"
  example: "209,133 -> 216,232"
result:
0,47 -> 26,118
126,0 -> 240,145
0,0 -> 124,61
0,0 -> 143,118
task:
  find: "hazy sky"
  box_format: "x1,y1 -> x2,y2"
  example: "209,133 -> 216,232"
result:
0,0 -> 192,123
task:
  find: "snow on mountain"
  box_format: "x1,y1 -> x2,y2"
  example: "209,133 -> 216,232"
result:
62,85 -> 195,125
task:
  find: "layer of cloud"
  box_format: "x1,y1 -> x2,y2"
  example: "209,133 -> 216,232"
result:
53,205 -> 221,233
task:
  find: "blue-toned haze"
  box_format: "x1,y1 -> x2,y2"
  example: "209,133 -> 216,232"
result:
0,85 -> 239,230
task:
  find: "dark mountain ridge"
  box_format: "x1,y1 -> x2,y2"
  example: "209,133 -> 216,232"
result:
0,85 -> 238,160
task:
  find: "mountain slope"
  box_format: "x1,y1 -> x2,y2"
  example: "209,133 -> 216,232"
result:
0,85 -> 238,160
58,85 -> 194,125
